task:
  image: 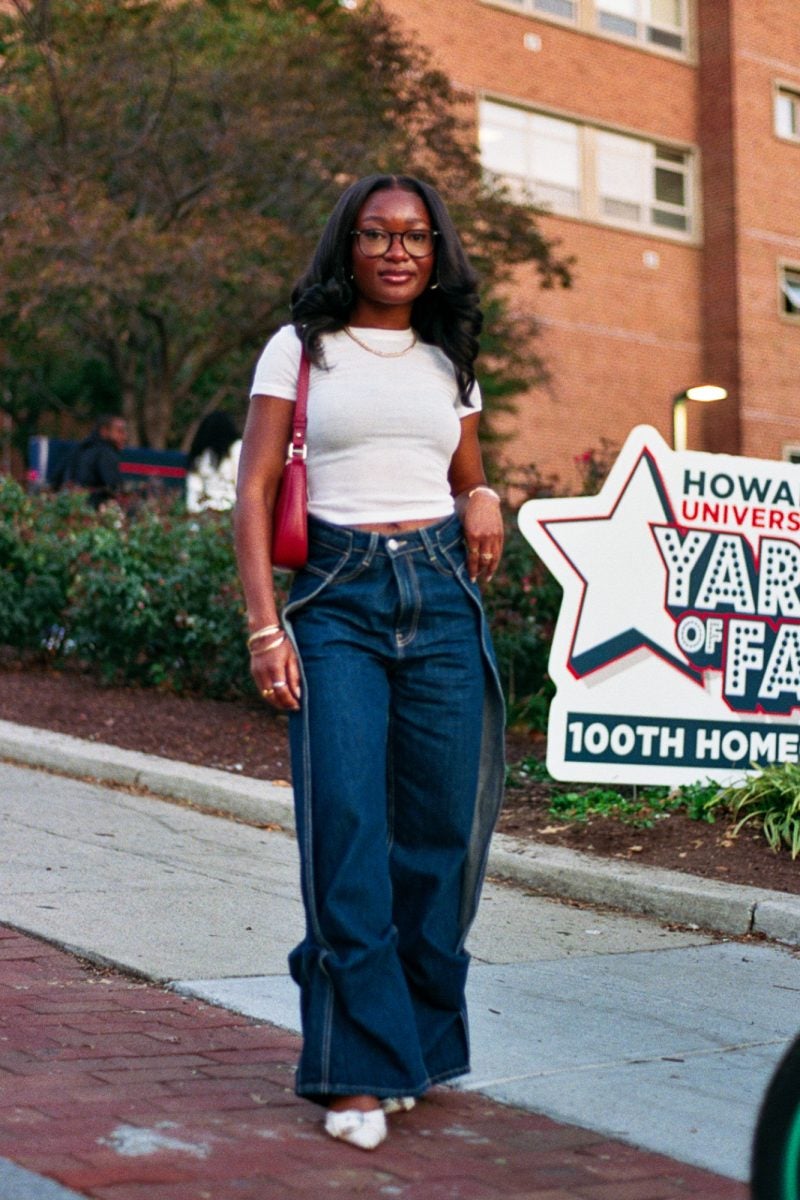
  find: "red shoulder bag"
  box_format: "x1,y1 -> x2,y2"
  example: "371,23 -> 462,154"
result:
271,349 -> 310,571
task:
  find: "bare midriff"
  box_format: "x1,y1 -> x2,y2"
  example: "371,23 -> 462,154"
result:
352,515 -> 451,534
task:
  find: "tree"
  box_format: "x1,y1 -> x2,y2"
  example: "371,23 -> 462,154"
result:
0,0 -> 570,455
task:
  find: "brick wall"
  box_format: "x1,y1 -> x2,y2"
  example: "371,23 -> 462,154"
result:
500,219 -> 702,483
381,0 -> 800,482
730,2 -> 800,461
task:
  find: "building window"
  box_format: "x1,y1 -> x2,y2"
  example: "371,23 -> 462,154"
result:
479,98 -> 694,237
596,0 -> 685,52
780,266 -> 800,318
775,87 -> 800,142
492,0 -> 577,17
533,0 -> 577,17
480,102 -> 581,210
481,0 -> 688,56
596,131 -> 689,230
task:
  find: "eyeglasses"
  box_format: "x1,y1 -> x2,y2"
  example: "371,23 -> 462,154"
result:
351,228 -> 438,259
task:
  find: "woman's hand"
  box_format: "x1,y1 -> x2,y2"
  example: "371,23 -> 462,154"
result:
448,413 -> 504,583
235,393 -> 301,709
462,489 -> 504,582
250,635 -> 302,711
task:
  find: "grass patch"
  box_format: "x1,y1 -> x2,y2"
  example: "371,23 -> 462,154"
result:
709,763 -> 800,859
507,756 -> 721,829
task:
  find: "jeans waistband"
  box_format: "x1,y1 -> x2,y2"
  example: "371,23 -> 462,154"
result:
307,513 -> 463,558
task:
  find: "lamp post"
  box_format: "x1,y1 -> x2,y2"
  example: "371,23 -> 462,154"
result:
672,385 -> 728,452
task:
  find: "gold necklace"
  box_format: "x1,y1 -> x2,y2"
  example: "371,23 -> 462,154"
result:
343,326 -> 417,358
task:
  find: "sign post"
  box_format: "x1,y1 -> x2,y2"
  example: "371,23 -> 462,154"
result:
518,425 -> 800,786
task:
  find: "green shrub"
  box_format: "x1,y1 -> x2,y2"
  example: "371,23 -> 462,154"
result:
0,462 -> 568,720
545,782 -> 722,829
709,763 -> 800,858
506,754 -> 721,828
484,519 -> 561,730
64,505 -> 258,696
0,479 -> 287,699
0,478 -> 97,652
484,443 -> 619,730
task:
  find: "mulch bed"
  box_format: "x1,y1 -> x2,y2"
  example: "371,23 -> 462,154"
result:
0,662 -> 798,896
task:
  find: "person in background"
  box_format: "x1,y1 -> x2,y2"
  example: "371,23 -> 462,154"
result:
235,173 -> 505,1151
54,414 -> 128,509
185,412 -> 242,513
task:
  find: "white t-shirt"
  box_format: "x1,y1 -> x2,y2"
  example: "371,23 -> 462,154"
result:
249,324 -> 481,526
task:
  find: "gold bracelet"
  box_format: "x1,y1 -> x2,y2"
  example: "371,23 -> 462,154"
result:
250,634 -> 286,656
247,623 -> 282,649
467,485 -> 501,503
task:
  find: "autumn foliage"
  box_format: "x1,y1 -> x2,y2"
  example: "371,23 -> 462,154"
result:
0,0 -> 570,454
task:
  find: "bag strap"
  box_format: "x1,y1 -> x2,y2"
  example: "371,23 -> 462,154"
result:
288,349 -> 310,461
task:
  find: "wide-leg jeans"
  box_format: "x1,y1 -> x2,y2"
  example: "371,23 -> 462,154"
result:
283,514 -> 504,1101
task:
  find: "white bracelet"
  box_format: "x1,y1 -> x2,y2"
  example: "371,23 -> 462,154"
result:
466,485 -> 501,503
250,633 -> 286,657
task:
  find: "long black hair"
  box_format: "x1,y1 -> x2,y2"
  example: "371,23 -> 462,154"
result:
291,174 -> 482,405
188,411 -> 239,469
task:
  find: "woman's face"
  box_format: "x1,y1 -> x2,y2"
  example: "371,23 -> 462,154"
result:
349,187 -> 435,323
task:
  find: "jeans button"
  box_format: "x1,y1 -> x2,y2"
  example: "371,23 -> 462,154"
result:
386,538 -> 399,551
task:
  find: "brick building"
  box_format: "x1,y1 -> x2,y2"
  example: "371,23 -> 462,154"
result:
380,0 -> 800,484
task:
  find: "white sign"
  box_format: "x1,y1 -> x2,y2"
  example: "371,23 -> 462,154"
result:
518,425 -> 800,785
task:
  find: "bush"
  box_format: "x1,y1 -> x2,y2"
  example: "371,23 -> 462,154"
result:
0,478 -> 288,699
507,755 -> 721,828
0,478 -> 97,652
64,505 -> 258,696
709,763 -> 800,858
484,517 -> 561,729
0,467 -> 565,721
485,443 -> 618,729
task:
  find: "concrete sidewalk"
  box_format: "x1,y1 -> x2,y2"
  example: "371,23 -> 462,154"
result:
1,717 -> 799,945
2,746 -> 799,1189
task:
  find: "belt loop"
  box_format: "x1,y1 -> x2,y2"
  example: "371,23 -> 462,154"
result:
419,523 -> 438,563
362,531 -> 379,567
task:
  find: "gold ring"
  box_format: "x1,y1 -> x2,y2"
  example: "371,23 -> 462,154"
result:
262,688 -> 274,698
480,553 -> 493,561
468,546 -> 479,555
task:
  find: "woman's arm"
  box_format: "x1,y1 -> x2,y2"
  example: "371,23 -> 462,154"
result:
234,395 -> 302,710
448,413 -> 504,583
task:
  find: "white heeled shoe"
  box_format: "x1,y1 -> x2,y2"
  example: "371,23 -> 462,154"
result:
381,1096 -> 416,1114
324,1107 -> 387,1150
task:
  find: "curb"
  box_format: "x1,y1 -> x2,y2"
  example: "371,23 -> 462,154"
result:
2,718 -> 799,947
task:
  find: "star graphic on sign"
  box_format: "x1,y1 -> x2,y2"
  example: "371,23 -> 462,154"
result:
529,448 -> 702,683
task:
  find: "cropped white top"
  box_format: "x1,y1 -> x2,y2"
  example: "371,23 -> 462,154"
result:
249,324 -> 481,526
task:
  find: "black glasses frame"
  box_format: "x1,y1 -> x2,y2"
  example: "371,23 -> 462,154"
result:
351,229 -> 439,259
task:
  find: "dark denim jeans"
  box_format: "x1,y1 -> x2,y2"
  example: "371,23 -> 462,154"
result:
283,514 -> 505,1101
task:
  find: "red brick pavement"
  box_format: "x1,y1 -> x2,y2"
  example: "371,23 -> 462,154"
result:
0,926 -> 749,1199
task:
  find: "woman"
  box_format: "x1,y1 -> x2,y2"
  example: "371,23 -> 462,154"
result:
186,412 -> 242,513
235,174 -> 505,1150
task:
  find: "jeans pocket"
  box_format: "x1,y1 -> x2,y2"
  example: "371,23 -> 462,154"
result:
423,546 -> 456,579
331,556 -> 374,585
438,541 -> 470,581
301,544 -> 351,582
300,544 -> 372,586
